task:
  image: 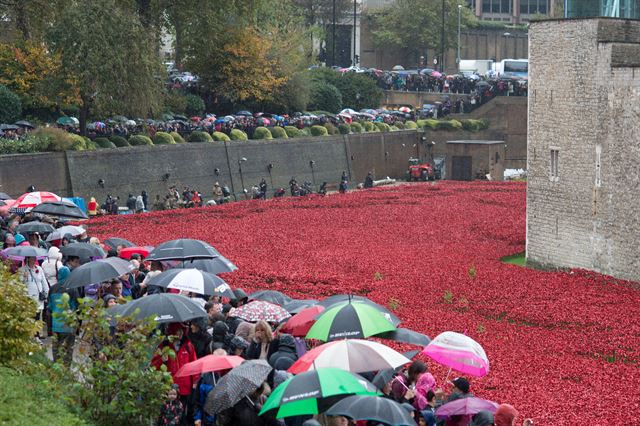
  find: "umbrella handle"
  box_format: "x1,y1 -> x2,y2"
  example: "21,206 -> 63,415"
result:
392,375 -> 410,391
443,368 -> 452,385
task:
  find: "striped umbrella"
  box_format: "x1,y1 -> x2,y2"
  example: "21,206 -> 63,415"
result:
232,300 -> 291,323
305,301 -> 396,342
10,191 -> 61,213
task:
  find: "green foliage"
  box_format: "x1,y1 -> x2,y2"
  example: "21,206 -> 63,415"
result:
323,122 -> 338,135
93,137 -> 116,149
128,135 -> 153,146
443,290 -> 454,304
438,119 -> 462,131
375,122 -> 391,132
363,122 -> 374,132
0,265 -> 41,364
109,135 -> 129,147
284,126 -> 301,138
253,127 -> 273,140
153,131 -> 176,145
390,125 -> 399,131
30,127 -> 79,151
269,126 -> 288,139
0,84 -> 22,123
394,122 -> 405,130
299,127 -> 311,137
229,129 -> 248,141
212,131 -> 230,141
308,81 -> 342,113
417,119 -> 439,130
350,122 -> 363,133
460,118 -> 490,132
187,131 -> 213,143
309,68 -> 383,111
169,131 -> 186,144
184,94 -> 205,117
163,91 -> 187,115
338,123 -> 351,134
310,125 -> 328,137
404,120 -> 418,129
0,135 -> 50,154
262,71 -> 311,114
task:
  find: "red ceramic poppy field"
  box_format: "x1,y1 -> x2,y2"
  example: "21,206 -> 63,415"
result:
88,182 -> 640,425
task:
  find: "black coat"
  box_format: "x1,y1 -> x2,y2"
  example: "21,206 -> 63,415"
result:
189,330 -> 212,359
246,339 -> 278,361
268,334 -> 298,370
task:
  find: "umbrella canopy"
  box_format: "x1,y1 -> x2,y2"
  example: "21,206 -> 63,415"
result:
146,268 -> 233,297
306,301 -> 396,342
204,360 -> 272,415
108,293 -> 207,323
280,305 -> 325,336
392,65 -> 405,71
288,339 -> 410,374
283,299 -> 319,314
431,71 -> 443,78
422,332 -> 489,377
374,328 -> 431,347
0,124 -> 19,130
104,237 -> 136,250
31,200 -> 88,219
61,257 -> 135,290
119,246 -> 152,259
175,354 -> 244,378
14,120 -> 35,129
340,108 -> 357,115
260,368 -> 379,419
398,106 -> 412,113
178,256 -> 238,274
326,395 -> 417,426
435,397 -> 499,419
236,110 -> 252,116
146,238 -> 220,261
60,242 -> 105,259
16,221 -> 55,235
2,246 -> 48,260
249,290 -> 293,306
11,191 -> 61,213
0,192 -> 12,200
56,116 -> 79,126
318,295 -> 401,326
45,225 -> 86,242
232,300 -> 291,323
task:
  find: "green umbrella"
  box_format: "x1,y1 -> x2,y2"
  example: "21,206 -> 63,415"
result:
259,368 -> 378,419
305,300 -> 396,342
56,116 -> 79,126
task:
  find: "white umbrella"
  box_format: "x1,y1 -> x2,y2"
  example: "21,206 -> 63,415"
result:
46,225 -> 86,242
421,331 -> 489,377
147,268 -> 234,297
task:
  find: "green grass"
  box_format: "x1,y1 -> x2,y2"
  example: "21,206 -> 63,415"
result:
501,252 -> 526,266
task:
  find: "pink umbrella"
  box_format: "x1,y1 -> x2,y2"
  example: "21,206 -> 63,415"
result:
11,191 -> 62,213
398,106 -> 411,113
421,331 -> 489,377
435,397 -> 499,419
431,71 -> 442,78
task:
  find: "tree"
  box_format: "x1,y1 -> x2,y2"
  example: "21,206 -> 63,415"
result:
47,0 -> 163,134
0,84 -> 22,123
0,0 -> 59,41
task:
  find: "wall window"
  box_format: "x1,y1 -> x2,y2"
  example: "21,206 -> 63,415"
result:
483,0 -> 512,13
521,0 -> 550,15
550,148 -> 560,182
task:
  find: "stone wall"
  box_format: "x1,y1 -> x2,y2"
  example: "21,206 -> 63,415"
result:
526,18 -> 640,281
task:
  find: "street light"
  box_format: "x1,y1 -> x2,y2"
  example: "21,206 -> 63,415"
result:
238,157 -> 247,199
309,160 -> 316,185
457,5 -> 462,66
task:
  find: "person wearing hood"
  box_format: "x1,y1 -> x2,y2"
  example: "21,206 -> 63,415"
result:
61,233 -> 75,246
268,333 -> 298,370
126,194 -> 136,212
42,246 -> 63,286
87,197 -> 98,217
209,320 -> 233,353
189,317 -> 212,359
223,304 -> 242,335
14,233 -> 27,246
494,403 -> 528,426
230,288 -> 248,308
135,195 -> 144,213
470,410 -> 495,426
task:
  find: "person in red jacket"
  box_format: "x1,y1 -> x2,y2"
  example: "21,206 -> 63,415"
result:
152,323 -> 199,422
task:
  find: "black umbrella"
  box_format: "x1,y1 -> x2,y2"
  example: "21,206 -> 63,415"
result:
249,290 -> 293,306
60,242 -> 105,259
16,221 -> 55,235
318,295 -> 401,326
178,256 -> 237,274
146,238 -> 220,261
108,293 -> 207,323
14,120 -> 35,129
0,192 -> 12,200
371,368 -> 397,390
283,299 -> 319,314
62,257 -> 135,290
0,124 -> 19,130
204,360 -> 272,415
374,328 -> 431,347
147,268 -> 234,297
31,200 -> 88,219
104,237 -> 136,250
326,395 -> 417,426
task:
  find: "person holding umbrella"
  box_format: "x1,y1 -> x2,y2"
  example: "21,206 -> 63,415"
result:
21,255 -> 49,340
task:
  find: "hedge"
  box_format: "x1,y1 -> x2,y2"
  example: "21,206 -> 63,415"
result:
187,131 -> 213,143
404,120 -> 418,130
350,122 -> 363,133
128,135 -> 153,146
310,125 -> 328,137
284,126 -> 301,138
253,127 -> 273,140
94,137 -> 116,149
153,131 -> 176,144
30,128 -> 84,151
395,122 -> 405,130
269,126 -> 288,139
230,129 -> 248,141
0,135 -> 49,154
212,131 -> 230,141
363,122 -> 374,132
323,123 -> 338,135
300,127 -> 311,137
460,118 -> 490,132
417,119 -> 438,130
374,122 -> 391,132
170,131 -> 186,143
338,123 -> 351,135
109,135 -> 130,147
0,84 -> 21,124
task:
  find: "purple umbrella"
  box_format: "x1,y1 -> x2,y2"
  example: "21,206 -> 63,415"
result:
435,397 -> 499,419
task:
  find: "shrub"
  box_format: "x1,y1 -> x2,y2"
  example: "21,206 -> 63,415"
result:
230,129 -> 248,141
31,127 -> 78,151
185,94 -> 205,117
437,119 -> 462,130
270,126 -> 288,139
169,131 -> 186,144
338,123 -> 351,134
390,125 -> 399,131
284,126 -> 301,138
163,90 -> 187,114
0,84 -> 22,123
417,119 -> 439,130
212,131 -> 230,141
308,81 -> 342,113
82,137 -> 97,151
109,135 -> 129,147
94,137 -> 116,149
299,127 -> 311,137
153,131 -> 176,145
404,120 -> 418,129
395,122 -> 405,130
350,122 -> 363,133
252,127 -> 273,140
128,135 -> 153,146
0,135 -> 49,154
375,122 -> 391,132
187,131 -> 213,143
310,125 -> 328,136
363,122 -> 374,132
323,123 -> 338,135
0,265 -> 40,364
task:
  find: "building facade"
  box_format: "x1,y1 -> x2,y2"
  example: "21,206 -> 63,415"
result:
526,18 -> 640,280
565,0 -> 640,18
467,0 -> 558,23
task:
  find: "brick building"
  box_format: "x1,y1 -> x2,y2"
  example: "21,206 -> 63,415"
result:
526,18 -> 640,280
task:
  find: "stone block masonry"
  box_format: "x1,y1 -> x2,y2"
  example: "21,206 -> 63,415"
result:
526,18 -> 640,281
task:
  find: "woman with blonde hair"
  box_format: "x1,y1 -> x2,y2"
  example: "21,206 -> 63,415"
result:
246,320 -> 277,361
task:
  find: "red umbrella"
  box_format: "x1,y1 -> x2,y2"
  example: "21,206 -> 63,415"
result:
119,246 -> 153,259
191,116 -> 201,122
175,355 -> 244,377
280,305 -> 325,337
11,191 -> 61,212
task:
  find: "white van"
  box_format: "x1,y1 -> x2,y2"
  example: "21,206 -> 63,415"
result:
458,60 -> 494,76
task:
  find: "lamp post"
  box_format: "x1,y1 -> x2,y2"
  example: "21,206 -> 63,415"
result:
457,4 -> 462,66
332,0 -> 336,67
309,160 -> 316,186
440,0 -> 445,72
238,157 -> 247,199
353,0 -> 357,66
502,32 -> 512,61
